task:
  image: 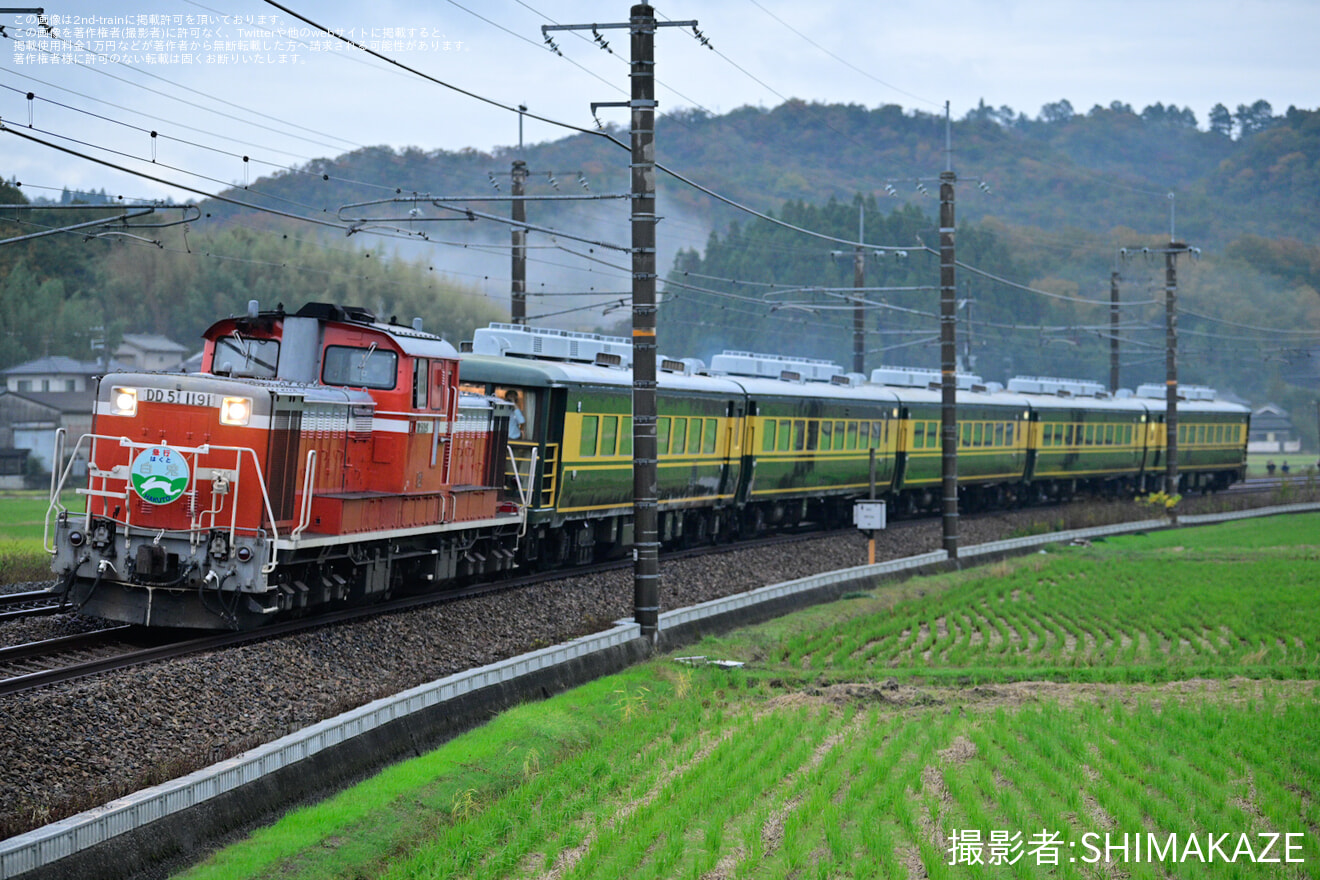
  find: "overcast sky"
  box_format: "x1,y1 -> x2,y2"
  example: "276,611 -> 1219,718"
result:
2,0 -> 1318,204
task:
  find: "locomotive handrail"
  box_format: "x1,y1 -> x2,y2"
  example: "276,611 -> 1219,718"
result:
48,434 -> 283,574
42,428 -> 69,555
506,444 -> 538,538
199,442 -> 283,574
291,450 -> 318,541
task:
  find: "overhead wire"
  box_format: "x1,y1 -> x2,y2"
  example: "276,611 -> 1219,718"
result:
3,21 -> 360,152
0,75 -> 413,196
743,0 -> 940,109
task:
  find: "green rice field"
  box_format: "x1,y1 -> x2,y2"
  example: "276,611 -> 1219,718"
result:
166,513 -> 1320,878
0,491 -> 81,583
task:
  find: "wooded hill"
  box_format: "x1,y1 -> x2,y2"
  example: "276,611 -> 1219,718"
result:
3,98 -> 1318,443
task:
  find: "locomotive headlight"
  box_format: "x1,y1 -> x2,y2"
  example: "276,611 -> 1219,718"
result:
220,396 -> 252,426
111,387 -> 138,416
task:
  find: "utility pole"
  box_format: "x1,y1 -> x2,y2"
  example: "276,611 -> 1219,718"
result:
1123,238 -> 1198,498
629,4 -> 660,640
510,159 -> 528,324
960,281 -> 974,372
853,205 -> 865,374
1110,270 -> 1120,393
511,105 -> 529,324
544,4 -> 695,641
1163,243 -> 1184,497
939,167 -> 958,561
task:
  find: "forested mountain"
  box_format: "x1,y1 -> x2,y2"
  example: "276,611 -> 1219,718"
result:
3,98 -> 1318,443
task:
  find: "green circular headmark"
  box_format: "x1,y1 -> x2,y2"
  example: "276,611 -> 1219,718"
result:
129,446 -> 191,505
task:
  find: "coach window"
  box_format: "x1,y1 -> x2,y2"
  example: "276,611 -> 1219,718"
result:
762,419 -> 776,452
834,421 -> 846,450
1105,425 -> 1115,445
960,423 -> 972,447
995,424 -> 1005,447
820,420 -> 833,450
912,421 -> 926,449
619,417 -> 633,455
600,416 -> 619,456
323,345 -> 398,389
1198,425 -> 1207,444
688,419 -> 703,454
672,419 -> 688,455
843,421 -> 857,450
870,422 -> 882,448
806,420 -> 819,451
1005,423 -> 1015,446
657,417 -> 671,454
791,420 -> 804,451
703,419 -> 718,454
778,420 -> 792,452
579,416 -> 599,457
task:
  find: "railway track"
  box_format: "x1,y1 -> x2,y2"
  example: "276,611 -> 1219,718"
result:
0,528 -> 839,696
0,488 -> 1298,697
0,588 -> 66,621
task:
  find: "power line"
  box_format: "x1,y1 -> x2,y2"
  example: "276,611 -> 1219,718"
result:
3,22 -> 360,152
743,0 -> 940,109
0,124 -> 349,230
0,75 -> 405,195
949,254 -> 1160,306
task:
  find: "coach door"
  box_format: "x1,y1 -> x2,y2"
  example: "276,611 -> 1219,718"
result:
718,399 -> 743,499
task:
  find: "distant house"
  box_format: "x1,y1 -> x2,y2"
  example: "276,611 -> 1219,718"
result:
179,350 -> 206,373
0,356 -> 115,474
0,389 -> 94,473
1247,404 -> 1302,454
114,334 -> 189,372
2,355 -> 123,394
0,447 -> 28,489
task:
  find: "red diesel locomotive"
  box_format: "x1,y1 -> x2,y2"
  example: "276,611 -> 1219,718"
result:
47,302 -> 521,629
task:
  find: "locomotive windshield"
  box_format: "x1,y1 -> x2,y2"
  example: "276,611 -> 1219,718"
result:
323,344 -> 398,389
213,333 -> 279,378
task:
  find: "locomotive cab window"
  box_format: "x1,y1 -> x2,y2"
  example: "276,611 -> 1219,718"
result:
213,334 -> 279,379
323,345 -> 398,389
413,359 -> 429,408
